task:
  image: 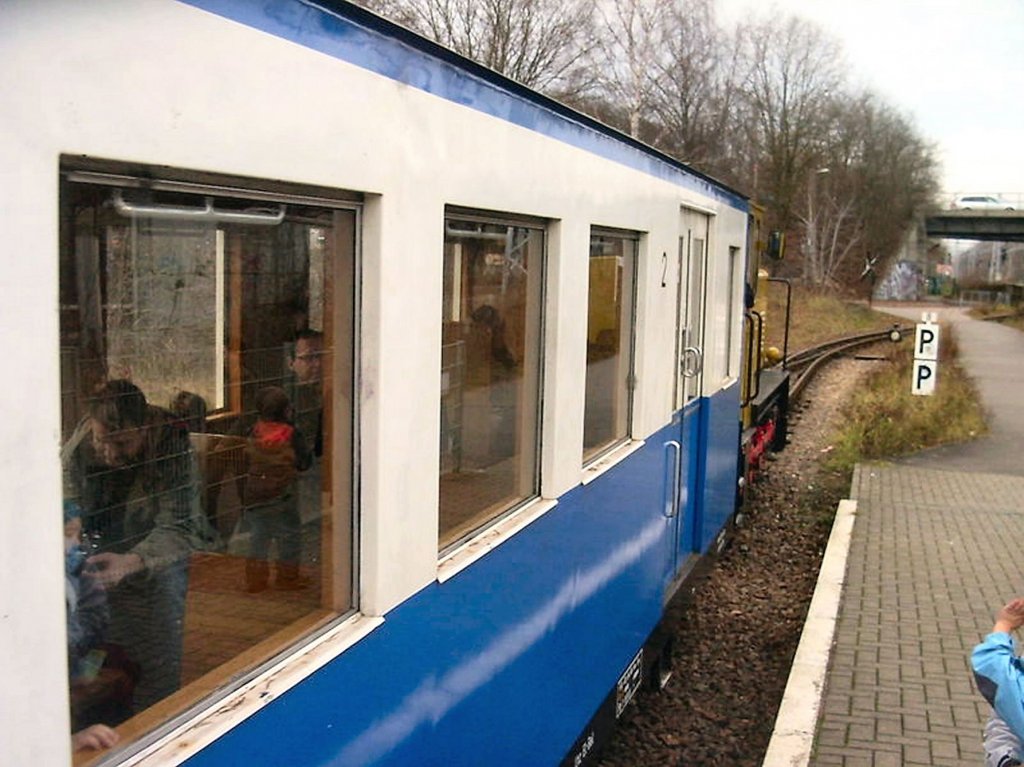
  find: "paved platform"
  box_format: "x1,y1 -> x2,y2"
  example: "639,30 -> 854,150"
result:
763,305 -> 1024,767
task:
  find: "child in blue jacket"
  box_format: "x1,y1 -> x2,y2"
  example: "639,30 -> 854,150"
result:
973,597 -> 1024,767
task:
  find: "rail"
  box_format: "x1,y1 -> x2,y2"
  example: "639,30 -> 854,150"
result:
784,325 -> 911,400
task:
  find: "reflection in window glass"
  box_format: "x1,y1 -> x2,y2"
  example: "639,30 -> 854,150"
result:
59,173 -> 354,749
439,215 -> 544,551
583,230 -> 637,462
710,245 -> 740,381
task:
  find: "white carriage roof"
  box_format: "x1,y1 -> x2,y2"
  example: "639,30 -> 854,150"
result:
180,0 -> 750,212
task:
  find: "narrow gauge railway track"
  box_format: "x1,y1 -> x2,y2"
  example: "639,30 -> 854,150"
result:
784,325 -> 912,399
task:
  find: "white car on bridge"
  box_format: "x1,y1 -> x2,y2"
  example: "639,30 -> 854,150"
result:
950,194 -> 1016,210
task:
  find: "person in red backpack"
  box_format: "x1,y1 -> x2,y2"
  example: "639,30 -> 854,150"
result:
243,386 -> 312,592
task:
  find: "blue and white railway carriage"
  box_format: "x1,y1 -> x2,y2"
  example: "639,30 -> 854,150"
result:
1,2 -> 749,765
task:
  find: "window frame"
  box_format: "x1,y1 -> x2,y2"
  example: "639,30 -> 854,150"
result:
58,159 -> 363,762
438,207 -> 549,555
582,225 -> 640,466
724,245 -> 742,380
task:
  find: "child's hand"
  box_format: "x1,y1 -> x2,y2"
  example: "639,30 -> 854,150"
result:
994,598 -> 1024,634
72,723 -> 119,751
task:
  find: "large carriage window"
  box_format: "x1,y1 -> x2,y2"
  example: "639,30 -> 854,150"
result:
439,213 -> 544,551
59,168 -> 355,758
583,229 -> 638,462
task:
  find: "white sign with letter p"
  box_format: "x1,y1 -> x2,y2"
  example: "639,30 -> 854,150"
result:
912,314 -> 940,396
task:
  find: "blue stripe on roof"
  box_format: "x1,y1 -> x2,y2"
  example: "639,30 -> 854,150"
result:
178,0 -> 748,212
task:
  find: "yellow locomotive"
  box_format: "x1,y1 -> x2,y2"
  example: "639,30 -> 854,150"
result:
740,204 -> 790,494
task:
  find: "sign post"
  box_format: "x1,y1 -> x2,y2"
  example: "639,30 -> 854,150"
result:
912,312 -> 939,396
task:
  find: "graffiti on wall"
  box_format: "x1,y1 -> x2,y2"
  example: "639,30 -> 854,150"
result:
875,260 -> 923,301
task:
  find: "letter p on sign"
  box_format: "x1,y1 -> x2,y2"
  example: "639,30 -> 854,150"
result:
912,359 -> 937,396
915,324 -> 939,361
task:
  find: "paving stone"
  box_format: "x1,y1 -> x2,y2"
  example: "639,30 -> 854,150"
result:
806,466 -> 1024,766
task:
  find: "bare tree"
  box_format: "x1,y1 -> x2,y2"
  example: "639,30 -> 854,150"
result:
362,0 -> 598,97
848,95 -> 939,280
590,0 -> 670,138
647,0 -> 740,176
736,15 -> 845,231
802,92 -> 939,288
798,165 -> 862,286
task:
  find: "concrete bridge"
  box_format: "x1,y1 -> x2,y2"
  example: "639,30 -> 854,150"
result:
926,192 -> 1024,241
925,209 -> 1024,241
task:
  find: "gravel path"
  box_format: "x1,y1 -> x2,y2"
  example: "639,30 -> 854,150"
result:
597,357 -> 880,767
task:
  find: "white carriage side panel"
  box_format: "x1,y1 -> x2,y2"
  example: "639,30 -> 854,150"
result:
0,123 -> 74,767
356,192 -> 447,616
1,6 -> 96,765
625,202 -> 681,438
538,218 -> 590,500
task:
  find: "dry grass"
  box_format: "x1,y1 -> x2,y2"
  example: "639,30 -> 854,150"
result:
967,302 -> 1017,319
764,285 -> 906,353
824,329 -> 987,473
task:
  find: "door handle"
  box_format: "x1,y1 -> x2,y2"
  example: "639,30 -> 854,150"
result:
682,347 -> 703,378
663,440 -> 681,518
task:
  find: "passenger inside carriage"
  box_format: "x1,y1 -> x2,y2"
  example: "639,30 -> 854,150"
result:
169,389 -> 208,434
242,385 -> 313,593
287,329 -> 325,458
62,379 -> 218,717
64,500 -> 124,752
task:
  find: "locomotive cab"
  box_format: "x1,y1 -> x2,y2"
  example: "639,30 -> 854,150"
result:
739,206 -> 791,495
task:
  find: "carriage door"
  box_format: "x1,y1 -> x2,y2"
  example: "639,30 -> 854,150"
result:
669,208 -> 710,567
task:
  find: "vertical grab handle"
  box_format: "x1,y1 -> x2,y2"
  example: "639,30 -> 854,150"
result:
741,312 -> 755,407
663,440 -> 681,518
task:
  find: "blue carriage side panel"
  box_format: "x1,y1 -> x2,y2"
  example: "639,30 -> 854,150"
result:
183,441 -> 673,767
697,384 -> 742,553
676,404 -> 700,557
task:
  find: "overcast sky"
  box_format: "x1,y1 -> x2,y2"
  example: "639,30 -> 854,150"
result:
716,0 -> 1024,199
